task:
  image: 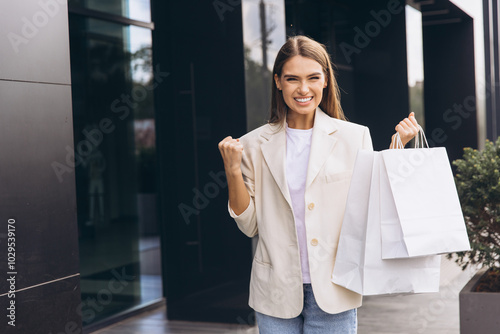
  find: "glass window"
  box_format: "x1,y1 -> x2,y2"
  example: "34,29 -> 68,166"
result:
69,15 -> 161,326
69,0 -> 152,22
241,0 -> 286,131
405,5 -> 425,130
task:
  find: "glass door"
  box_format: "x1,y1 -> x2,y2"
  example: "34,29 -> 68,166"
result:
68,3 -> 162,326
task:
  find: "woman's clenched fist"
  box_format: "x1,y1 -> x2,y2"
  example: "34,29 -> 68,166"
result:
218,136 -> 244,175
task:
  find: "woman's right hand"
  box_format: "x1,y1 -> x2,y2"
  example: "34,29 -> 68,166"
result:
218,136 -> 243,175
218,136 -> 251,217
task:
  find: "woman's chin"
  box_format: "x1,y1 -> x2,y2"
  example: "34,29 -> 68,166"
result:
287,103 -> 318,116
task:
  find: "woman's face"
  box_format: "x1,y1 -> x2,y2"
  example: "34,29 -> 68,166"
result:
274,55 -> 327,117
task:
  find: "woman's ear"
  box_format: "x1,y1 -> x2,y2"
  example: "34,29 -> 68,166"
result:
274,73 -> 281,90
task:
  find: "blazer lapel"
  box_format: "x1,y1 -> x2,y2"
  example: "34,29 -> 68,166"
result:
305,108 -> 338,189
260,121 -> 293,209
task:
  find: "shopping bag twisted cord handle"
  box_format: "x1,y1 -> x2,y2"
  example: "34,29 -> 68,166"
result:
415,125 -> 429,148
391,132 -> 404,149
391,125 -> 428,149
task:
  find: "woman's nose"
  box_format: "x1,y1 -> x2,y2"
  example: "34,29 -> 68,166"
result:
298,81 -> 309,94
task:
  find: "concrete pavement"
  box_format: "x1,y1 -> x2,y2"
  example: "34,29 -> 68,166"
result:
358,255 -> 478,334
93,256 -> 478,334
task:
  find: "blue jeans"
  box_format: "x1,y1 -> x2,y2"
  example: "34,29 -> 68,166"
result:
255,284 -> 357,334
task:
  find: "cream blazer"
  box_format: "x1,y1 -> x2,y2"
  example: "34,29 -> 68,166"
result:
228,107 -> 373,318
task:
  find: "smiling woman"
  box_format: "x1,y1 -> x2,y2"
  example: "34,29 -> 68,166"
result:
218,35 -> 419,334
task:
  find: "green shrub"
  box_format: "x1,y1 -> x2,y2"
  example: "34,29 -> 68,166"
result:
450,137 -> 500,271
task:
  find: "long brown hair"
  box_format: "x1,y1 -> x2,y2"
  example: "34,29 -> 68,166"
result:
269,35 -> 345,125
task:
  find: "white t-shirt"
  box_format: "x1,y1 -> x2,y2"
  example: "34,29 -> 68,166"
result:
285,123 -> 313,284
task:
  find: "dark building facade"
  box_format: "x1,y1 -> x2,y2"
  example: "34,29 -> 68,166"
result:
1,0 -> 495,333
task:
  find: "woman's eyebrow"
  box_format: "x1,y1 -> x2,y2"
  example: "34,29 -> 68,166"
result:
283,72 -> 322,78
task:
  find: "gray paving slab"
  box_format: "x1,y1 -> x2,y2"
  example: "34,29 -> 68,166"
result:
93,256 -> 478,334
358,255 -> 477,334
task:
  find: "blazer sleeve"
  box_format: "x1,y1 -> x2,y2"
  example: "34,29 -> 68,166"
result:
227,146 -> 258,238
362,126 -> 374,151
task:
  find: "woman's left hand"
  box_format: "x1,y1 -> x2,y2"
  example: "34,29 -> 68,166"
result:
390,112 -> 420,148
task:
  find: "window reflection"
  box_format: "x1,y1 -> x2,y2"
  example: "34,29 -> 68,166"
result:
69,15 -> 161,326
69,0 -> 152,22
242,0 -> 286,131
406,4 -> 425,130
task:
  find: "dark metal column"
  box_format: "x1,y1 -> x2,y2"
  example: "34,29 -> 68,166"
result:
484,0 -> 494,140
485,0 -> 500,140
0,1 -> 82,333
152,0 -> 255,324
422,1 -> 478,162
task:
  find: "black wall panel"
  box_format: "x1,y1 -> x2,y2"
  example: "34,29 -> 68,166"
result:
423,18 -> 478,162
0,0 -> 71,84
0,1 -> 82,333
152,0 -> 254,324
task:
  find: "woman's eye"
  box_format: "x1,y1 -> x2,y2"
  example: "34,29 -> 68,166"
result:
310,77 -> 319,80
286,78 -> 297,81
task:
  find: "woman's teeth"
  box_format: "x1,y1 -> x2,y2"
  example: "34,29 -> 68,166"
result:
295,97 -> 313,102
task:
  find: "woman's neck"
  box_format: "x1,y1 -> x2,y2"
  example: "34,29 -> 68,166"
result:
287,111 -> 315,129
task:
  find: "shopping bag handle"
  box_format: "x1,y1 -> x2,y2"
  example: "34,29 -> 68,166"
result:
391,125 -> 428,149
391,132 -> 404,149
414,125 -> 429,148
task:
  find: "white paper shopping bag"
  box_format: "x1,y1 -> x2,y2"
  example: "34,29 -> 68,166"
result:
332,150 -> 441,295
379,132 -> 470,259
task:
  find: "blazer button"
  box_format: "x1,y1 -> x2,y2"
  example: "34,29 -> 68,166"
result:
311,238 -> 318,246
307,203 -> 315,210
